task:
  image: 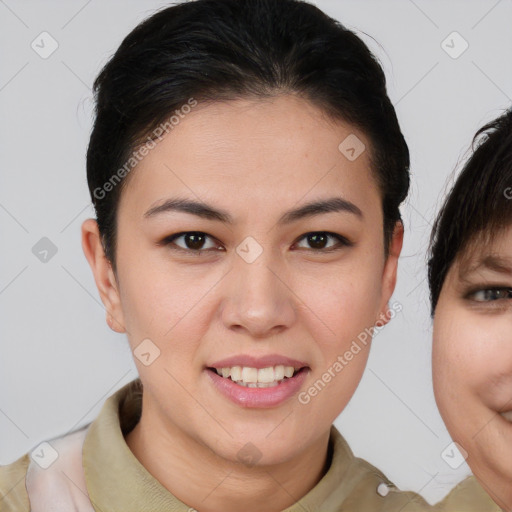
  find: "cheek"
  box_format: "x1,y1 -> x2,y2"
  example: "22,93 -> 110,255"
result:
118,253 -> 214,336
304,263 -> 382,372
434,308 -> 512,413
433,310 -> 485,397
297,277 -> 374,423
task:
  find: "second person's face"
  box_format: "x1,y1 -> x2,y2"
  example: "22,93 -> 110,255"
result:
433,228 -> 512,511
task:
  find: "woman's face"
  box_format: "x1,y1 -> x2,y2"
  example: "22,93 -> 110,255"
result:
433,229 -> 512,510
84,94 -> 402,466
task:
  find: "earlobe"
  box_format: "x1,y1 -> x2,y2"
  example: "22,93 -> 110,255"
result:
375,305 -> 393,328
106,312 -> 125,333
81,218 -> 126,333
378,221 -> 404,325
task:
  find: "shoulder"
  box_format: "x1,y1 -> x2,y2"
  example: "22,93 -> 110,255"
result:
328,427 -> 433,511
435,476 -> 501,511
331,428 -> 499,511
0,453 -> 30,512
346,456 -> 435,511
347,460 -> 500,512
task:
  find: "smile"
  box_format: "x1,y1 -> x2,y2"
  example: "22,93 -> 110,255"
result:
205,365 -> 309,408
209,365 -> 300,387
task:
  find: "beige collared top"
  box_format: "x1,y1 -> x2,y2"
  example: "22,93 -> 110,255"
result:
0,379 -> 501,511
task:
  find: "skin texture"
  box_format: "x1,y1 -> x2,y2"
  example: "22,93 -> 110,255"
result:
433,230 -> 512,512
81,94 -> 403,512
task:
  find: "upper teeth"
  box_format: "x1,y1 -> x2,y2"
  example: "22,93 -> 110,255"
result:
215,365 -> 296,386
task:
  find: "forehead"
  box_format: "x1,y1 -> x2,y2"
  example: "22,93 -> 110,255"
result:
119,94 -> 381,221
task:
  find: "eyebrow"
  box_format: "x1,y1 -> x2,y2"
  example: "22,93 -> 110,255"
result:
463,255 -> 512,276
143,196 -> 363,224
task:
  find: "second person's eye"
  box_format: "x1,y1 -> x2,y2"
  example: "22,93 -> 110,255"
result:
469,288 -> 512,302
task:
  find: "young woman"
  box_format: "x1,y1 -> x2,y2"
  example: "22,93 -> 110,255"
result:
429,108 -> 512,512
0,0 -> 498,510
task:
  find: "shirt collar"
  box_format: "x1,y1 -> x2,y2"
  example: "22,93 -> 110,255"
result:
83,378 -> 357,512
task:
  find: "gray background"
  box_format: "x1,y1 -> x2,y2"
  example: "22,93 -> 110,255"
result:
1,0 -> 511,504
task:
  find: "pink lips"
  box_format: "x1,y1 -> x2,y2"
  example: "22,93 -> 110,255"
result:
205,353 -> 310,408
206,367 -> 309,408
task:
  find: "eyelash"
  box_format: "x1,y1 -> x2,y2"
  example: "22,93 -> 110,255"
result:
160,231 -> 352,255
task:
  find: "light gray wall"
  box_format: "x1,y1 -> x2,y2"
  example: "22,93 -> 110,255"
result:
1,0 -> 510,504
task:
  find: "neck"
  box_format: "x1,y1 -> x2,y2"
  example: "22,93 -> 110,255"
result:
125,399 -> 332,512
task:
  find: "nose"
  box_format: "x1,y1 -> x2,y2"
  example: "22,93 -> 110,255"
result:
220,248 -> 297,339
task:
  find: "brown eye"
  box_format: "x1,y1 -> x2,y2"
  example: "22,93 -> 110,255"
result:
294,232 -> 351,251
164,232 -> 220,252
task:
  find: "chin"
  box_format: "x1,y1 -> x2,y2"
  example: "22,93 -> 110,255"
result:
457,415 -> 512,512
210,434 -> 305,468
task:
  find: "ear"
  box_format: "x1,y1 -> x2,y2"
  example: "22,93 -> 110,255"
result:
376,221 -> 404,327
81,218 -> 126,333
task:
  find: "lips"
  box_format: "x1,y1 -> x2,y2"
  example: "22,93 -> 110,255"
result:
205,354 -> 310,407
206,366 -> 309,407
